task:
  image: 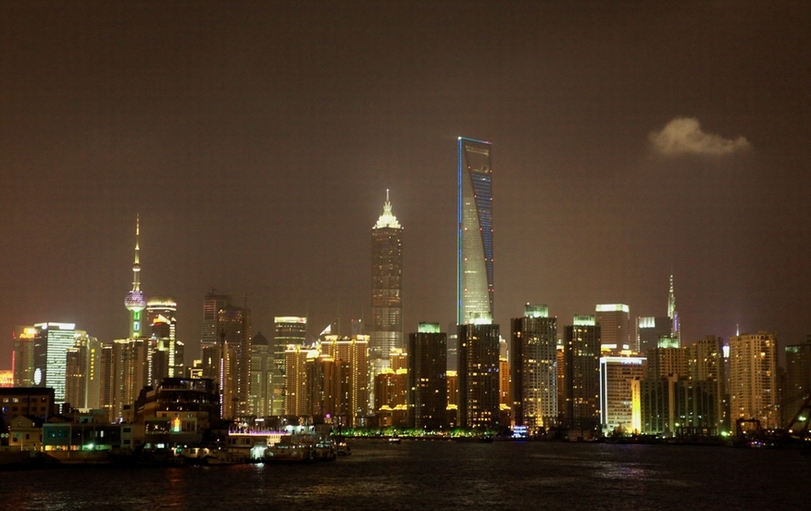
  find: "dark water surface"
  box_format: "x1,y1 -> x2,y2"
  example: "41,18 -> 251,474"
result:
2,440 -> 808,510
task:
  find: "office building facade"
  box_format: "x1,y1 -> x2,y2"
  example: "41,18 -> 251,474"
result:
371,191 -> 404,366
407,323 -> 447,431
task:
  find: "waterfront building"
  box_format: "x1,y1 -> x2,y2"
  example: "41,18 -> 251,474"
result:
687,335 -> 727,433
563,317 -> 601,432
284,344 -> 314,417
510,304 -> 558,433
374,367 -> 408,427
595,304 -> 631,354
248,331 -> 273,418
32,322 -> 77,403
109,338 -> 149,421
12,326 -> 37,387
370,190 -> 403,368
0,387 -> 55,425
599,356 -> 646,435
215,300 -> 251,418
636,316 -> 671,355
457,324 -> 500,429
729,331 -> 779,429
637,377 -> 672,435
124,215 -> 147,340
64,331 -> 102,410
273,316 -> 307,415
321,335 -> 370,426
456,136 -> 499,430
407,323 -> 447,431
784,336 -> 811,426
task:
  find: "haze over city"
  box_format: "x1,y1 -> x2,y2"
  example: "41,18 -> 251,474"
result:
1,1 -> 809,366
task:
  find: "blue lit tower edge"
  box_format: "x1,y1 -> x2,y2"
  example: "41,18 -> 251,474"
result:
124,215 -> 147,339
457,136 -> 494,326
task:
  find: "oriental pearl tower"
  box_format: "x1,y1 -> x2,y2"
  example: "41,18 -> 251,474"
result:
124,215 -> 147,339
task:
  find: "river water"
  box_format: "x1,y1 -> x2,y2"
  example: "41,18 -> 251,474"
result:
1,440 -> 808,510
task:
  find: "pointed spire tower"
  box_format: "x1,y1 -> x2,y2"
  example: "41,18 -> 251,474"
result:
667,274 -> 680,346
124,215 -> 147,338
370,189 -> 403,369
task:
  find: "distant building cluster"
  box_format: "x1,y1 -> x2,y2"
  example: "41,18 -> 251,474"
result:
2,138 -> 810,455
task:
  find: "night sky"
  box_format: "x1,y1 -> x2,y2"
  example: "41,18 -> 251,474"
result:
2,1 -> 809,367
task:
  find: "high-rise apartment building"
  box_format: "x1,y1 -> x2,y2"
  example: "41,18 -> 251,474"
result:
457,137 -> 493,325
407,323 -> 447,431
371,191 -> 403,367
511,304 -> 558,433
729,331 -> 779,428
595,304 -> 630,354
563,317 -> 601,432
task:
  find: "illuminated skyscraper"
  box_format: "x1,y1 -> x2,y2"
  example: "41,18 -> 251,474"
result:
595,304 -> 630,354
563,316 -> 601,432
32,322 -> 77,403
456,137 -> 499,429
511,304 -> 558,433
457,137 -> 493,325
636,316 -> 671,355
729,331 -> 778,428
599,356 -> 646,435
371,190 -> 403,368
147,296 -> 183,384
12,326 -> 37,387
124,215 -> 147,339
667,274 -> 681,346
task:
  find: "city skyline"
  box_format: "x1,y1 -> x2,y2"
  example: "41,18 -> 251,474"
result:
2,2 -> 810,367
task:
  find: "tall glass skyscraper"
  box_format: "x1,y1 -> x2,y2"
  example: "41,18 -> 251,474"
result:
371,190 -> 403,364
456,137 -> 500,429
457,137 -> 494,325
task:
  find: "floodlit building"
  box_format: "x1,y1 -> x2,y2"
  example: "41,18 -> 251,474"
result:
457,137 -> 494,325
147,296 -> 183,384
729,331 -> 779,428
456,137 -> 500,429
511,304 -> 558,433
32,322 -> 77,403
636,316 -> 671,356
599,356 -> 646,435
370,190 -> 404,368
595,304 -> 631,354
12,326 -> 37,387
